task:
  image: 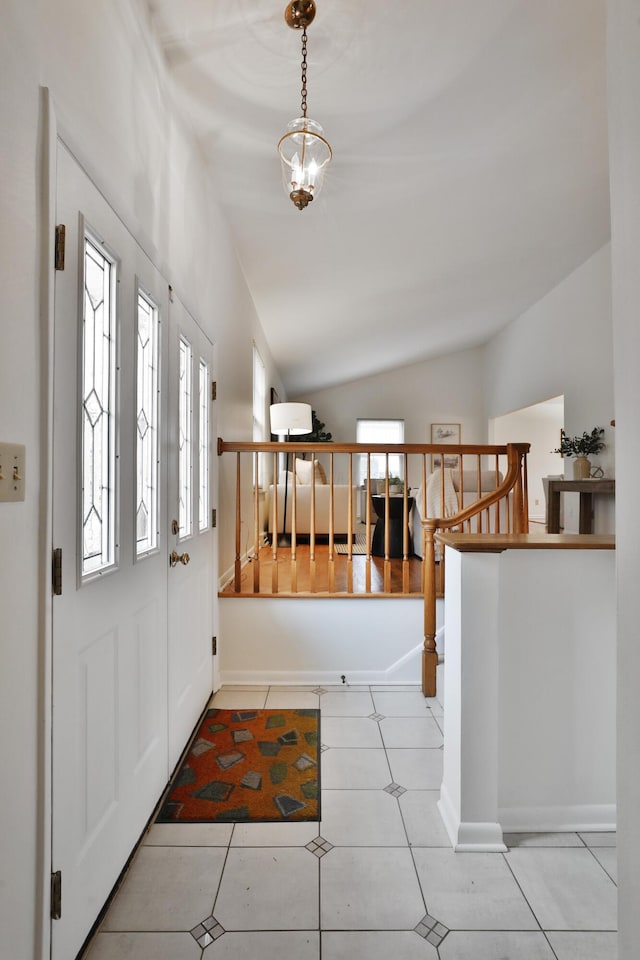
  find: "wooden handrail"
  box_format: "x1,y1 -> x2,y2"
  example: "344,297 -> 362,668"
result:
420,443 -> 530,696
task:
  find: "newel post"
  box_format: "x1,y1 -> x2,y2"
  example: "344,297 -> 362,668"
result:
422,518 -> 439,698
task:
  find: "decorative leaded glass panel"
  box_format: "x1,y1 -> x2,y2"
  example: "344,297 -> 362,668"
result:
178,336 -> 193,538
81,236 -> 117,576
136,290 -> 160,556
198,359 -> 210,532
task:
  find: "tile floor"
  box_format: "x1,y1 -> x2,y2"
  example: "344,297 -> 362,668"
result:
83,685 -> 617,960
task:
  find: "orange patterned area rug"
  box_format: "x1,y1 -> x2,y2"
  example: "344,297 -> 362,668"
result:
157,708 -> 320,823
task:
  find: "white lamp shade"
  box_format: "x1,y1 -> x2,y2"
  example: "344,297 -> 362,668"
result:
270,402 -> 312,436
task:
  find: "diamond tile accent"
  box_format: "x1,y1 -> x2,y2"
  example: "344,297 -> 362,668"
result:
369,712 -> 385,721
312,687 -> 327,695
190,915 -> 225,947
320,743 -> 330,752
305,836 -> 334,858
414,914 -> 449,946
384,782 -> 407,798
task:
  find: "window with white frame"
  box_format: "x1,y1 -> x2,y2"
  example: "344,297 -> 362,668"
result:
81,233 -> 118,577
356,418 -> 405,485
135,288 -> 160,557
252,343 -> 266,485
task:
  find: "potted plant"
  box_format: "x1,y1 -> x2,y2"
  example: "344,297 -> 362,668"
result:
554,427 -> 605,479
388,475 -> 404,495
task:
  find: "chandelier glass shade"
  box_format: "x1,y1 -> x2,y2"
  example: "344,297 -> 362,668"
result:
278,117 -> 332,210
279,0 -> 332,210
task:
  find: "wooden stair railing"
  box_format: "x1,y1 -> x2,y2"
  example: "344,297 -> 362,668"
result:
420,442 -> 530,697
217,439 -> 529,695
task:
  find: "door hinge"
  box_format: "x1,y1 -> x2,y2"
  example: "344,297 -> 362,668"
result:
52,548 -> 62,596
211,381 -> 217,402
211,508 -> 217,528
54,225 -> 66,271
51,870 -> 62,920
212,636 -> 217,656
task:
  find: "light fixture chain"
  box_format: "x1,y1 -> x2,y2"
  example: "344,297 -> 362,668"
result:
300,27 -> 308,117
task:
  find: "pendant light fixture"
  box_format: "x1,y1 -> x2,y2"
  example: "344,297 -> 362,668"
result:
278,0 -> 332,210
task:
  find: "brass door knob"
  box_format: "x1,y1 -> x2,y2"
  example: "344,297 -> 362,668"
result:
169,550 -> 190,567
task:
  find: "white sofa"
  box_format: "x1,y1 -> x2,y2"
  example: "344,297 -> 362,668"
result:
267,483 -> 358,538
411,469 -> 506,558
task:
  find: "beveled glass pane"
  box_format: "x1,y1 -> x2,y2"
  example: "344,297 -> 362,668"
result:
199,359 -> 210,532
135,290 -> 160,556
178,336 -> 193,538
81,235 -> 117,577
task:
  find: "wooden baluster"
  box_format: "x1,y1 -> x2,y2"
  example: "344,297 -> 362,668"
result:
384,454 -> 391,593
290,459 -> 297,593
422,519 -> 438,697
234,452 -> 242,591
365,454 -> 371,594
328,452 -> 335,593
253,452 -> 260,593
347,454 -> 354,594
494,453 -> 501,533
310,458 -> 316,592
522,451 -> 530,532
272,451 -> 279,594
476,454 -> 482,532
513,445 -> 525,533
402,452 -> 410,593
421,455 -> 427,594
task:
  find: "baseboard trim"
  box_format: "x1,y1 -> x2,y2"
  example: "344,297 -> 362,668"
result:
499,803 -> 616,833
437,784 -> 507,852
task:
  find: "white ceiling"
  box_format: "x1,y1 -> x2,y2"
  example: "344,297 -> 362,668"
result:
147,0 -> 610,396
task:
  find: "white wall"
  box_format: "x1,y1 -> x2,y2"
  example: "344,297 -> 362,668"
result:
608,2 -> 640,956
0,3 -> 280,957
484,244 -> 615,532
490,399 -> 564,521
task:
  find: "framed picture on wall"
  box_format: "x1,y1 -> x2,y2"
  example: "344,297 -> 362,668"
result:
431,422 -> 461,470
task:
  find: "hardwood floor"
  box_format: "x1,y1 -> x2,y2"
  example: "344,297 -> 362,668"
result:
219,541 -> 433,597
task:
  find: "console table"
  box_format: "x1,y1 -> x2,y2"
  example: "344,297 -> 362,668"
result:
546,478 -> 615,533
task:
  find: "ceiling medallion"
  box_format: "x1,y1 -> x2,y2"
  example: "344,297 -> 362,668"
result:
278,0 -> 332,210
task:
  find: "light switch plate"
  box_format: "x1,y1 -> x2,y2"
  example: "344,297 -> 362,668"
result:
0,442 -> 26,502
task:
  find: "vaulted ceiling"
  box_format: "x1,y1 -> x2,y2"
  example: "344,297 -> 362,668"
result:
147,0 -> 610,395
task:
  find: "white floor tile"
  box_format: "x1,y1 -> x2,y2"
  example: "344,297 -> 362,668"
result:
504,832 -> 583,848
321,717 -> 383,748
144,823 -> 233,846
428,698 -> 444,718
231,821 -> 319,847
439,931 -> 556,960
399,791 -> 451,847
322,931 -> 437,959
321,748 -> 390,789
209,691 -> 268,709
546,931 -> 618,960
579,832 -> 617,847
505,848 -> 617,931
213,847 -> 318,930
380,717 -> 443,749
263,691 -> 320,709
101,846 -> 227,931
370,685 -> 422,692
84,932 -> 202,960
320,691 -> 375,716
591,847 -> 617,884
321,847 -> 425,930
371,692 -> 432,716
386,748 -> 443,789
203,931 -> 319,959
412,848 -> 538,930
320,789 -> 407,846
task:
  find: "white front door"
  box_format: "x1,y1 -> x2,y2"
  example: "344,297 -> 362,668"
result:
50,143 -> 215,958
167,296 -> 215,767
